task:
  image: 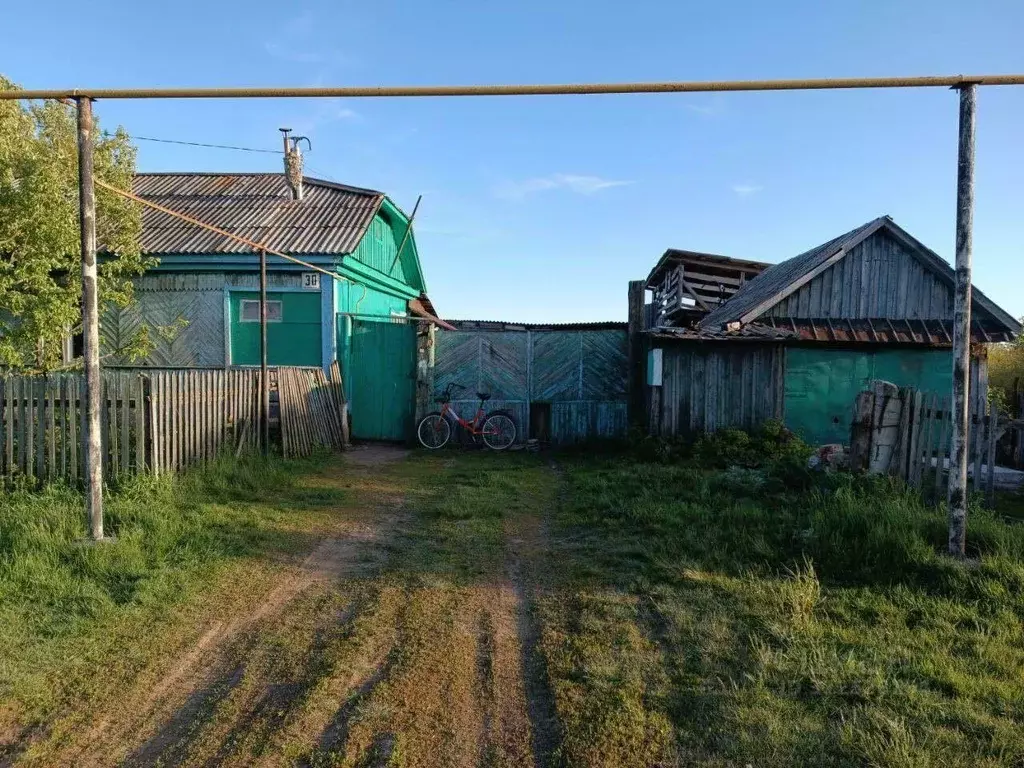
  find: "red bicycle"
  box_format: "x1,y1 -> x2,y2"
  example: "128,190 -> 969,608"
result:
417,383 -> 517,450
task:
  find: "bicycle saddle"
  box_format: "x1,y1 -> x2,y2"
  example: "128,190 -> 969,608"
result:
477,392 -> 491,401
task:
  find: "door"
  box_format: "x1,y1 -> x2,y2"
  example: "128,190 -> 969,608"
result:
349,319 -> 416,441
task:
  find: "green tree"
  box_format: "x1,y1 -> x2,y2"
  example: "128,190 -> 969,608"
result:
989,324 -> 1024,415
0,75 -> 150,370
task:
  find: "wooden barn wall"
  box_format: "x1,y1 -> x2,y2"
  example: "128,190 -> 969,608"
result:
653,342 -> 785,436
101,272 -> 306,367
433,328 -> 628,444
767,230 -> 954,320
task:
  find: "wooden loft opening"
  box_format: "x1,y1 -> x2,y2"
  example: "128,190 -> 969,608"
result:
645,249 -> 770,328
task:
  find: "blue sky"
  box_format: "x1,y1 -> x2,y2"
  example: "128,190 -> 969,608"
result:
4,0 -> 1023,322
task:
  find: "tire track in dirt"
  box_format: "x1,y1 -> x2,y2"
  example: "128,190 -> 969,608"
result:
61,451 -> 411,768
503,512 -> 562,768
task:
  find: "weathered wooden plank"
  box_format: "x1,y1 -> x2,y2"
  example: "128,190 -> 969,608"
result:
972,395 -> 984,494
910,392 -> 925,487
120,375 -> 131,474
45,377 -> 55,481
25,378 -> 35,479
3,377 -> 11,480
0,377 -> 5,479
149,374 -> 159,476
933,396 -> 949,501
105,376 -> 115,476
35,378 -> 46,480
985,399 -> 998,507
69,377 -> 79,484
135,375 -> 145,473
895,388 -> 911,481
171,371 -> 179,472
919,393 -> 937,489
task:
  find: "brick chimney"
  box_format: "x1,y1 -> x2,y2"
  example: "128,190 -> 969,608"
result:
279,127 -> 306,201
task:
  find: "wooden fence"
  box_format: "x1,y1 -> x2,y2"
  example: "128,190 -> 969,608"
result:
852,381 -> 1001,505
0,365 -> 348,486
277,363 -> 349,458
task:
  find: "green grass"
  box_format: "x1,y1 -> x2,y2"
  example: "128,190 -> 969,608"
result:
545,453 -> 1024,767
8,443 -> 1024,767
0,454 -> 344,727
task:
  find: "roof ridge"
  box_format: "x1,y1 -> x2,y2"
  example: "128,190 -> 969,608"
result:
133,171 -> 384,198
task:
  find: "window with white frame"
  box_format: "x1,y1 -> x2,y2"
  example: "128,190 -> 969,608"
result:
240,299 -> 283,322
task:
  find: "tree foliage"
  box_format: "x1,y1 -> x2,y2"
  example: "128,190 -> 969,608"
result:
0,74 -> 150,370
989,325 -> 1024,415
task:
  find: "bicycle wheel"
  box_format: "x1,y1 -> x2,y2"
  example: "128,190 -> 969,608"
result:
481,411 -> 516,450
417,412 -> 452,449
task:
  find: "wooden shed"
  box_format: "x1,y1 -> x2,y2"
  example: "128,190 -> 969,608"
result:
642,216 -> 1021,444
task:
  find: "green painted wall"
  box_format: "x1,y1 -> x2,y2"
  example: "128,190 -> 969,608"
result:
784,347 -> 953,445
347,202 -> 424,292
229,291 -> 322,366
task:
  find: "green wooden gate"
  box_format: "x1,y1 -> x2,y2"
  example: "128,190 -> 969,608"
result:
348,319 -> 416,441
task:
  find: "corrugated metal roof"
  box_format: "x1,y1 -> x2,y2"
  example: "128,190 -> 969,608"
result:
650,317 -> 1013,345
648,323 -> 798,341
699,217 -> 886,329
133,173 -> 384,255
444,319 -> 627,332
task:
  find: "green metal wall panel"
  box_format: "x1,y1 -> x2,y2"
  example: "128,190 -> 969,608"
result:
784,347 -> 954,445
347,319 -> 416,441
346,204 -> 424,291
229,292 -> 322,366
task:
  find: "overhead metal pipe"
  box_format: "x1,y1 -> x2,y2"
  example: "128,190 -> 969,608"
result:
2,74 -> 1024,101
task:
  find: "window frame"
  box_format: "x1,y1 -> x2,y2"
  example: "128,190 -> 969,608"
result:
239,299 -> 283,323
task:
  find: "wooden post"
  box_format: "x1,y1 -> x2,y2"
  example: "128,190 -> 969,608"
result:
627,280 -> 647,429
77,97 -> 104,540
849,390 -> 875,472
985,400 -> 998,507
259,248 -> 270,457
948,83 -> 976,557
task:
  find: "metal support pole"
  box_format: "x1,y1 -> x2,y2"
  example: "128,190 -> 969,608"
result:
76,97 -> 104,540
948,83 -> 977,556
259,248 -> 270,457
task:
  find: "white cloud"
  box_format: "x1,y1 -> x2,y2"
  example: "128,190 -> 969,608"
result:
494,173 -> 634,200
685,95 -> 726,116
287,99 -> 362,134
731,183 -> 763,197
264,12 -> 353,67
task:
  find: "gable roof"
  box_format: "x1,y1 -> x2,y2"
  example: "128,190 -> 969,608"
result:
133,172 -> 384,255
699,216 -> 1021,335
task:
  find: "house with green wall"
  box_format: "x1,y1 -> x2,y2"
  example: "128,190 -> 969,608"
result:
101,172 -> 447,441
643,216 -> 1021,444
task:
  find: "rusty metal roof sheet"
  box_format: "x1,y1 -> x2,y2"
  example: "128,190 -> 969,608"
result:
648,323 -> 798,341
650,317 -> 1013,345
133,173 -> 383,255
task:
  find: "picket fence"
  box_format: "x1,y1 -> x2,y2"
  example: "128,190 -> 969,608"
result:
852,382 -> 1001,506
0,364 -> 348,486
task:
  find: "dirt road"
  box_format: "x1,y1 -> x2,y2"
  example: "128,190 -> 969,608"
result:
17,446 -> 561,767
